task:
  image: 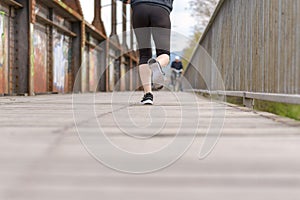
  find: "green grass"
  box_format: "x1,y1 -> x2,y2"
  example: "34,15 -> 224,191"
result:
198,93 -> 300,121
226,96 -> 244,107
254,100 -> 300,121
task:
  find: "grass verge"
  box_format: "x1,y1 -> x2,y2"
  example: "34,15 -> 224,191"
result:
254,100 -> 300,121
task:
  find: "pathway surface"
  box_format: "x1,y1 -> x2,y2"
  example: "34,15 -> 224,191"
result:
0,92 -> 300,200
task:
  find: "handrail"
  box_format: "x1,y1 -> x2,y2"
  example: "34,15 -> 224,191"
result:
191,89 -> 300,105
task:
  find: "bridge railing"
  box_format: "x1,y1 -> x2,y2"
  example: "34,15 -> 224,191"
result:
0,0 -> 138,96
185,0 -> 300,106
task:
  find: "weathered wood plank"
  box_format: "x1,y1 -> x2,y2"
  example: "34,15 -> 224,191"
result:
279,0 -> 287,93
296,0 -> 300,94
264,0 -> 270,92
286,0 -> 292,93
291,0 -> 297,94
257,0 -> 264,92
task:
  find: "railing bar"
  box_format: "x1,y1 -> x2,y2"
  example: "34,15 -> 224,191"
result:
190,89 -> 300,105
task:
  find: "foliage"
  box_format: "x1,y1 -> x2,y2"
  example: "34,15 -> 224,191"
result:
188,0 -> 219,32
182,31 -> 202,70
182,0 -> 219,70
255,100 -> 300,121
226,97 -> 300,121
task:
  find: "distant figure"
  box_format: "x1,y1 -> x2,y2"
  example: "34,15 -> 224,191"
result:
170,56 -> 183,91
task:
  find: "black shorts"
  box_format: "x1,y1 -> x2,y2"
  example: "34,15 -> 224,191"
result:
132,3 -> 171,65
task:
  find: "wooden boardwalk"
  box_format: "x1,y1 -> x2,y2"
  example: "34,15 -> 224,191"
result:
0,92 -> 300,200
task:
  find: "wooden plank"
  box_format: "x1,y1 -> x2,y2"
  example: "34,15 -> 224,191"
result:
268,0 -> 277,93
230,1 -> 235,91
291,0 -> 297,94
218,3 -> 224,90
276,0 -> 282,93
245,0 -> 252,92
204,30 -> 213,89
2,0 -> 23,8
296,0 -> 300,94
257,0 -> 264,92
257,0 -> 265,92
225,1 -> 233,90
210,21 -> 216,90
264,0 -> 270,92
251,0 -> 258,92
269,0 -> 280,93
238,0 -> 246,91
285,0 -> 293,94
232,0 -> 239,91
279,0 -> 287,93
217,10 -> 224,91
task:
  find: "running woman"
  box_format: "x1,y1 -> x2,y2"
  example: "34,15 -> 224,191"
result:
121,0 -> 174,105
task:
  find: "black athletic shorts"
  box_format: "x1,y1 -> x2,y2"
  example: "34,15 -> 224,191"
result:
132,3 -> 171,65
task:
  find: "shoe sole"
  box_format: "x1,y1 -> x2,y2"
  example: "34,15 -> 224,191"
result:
152,85 -> 164,91
149,60 -> 165,90
141,99 -> 153,105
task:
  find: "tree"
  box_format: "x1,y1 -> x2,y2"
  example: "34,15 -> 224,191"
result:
182,31 -> 202,71
182,0 -> 219,69
189,0 -> 219,32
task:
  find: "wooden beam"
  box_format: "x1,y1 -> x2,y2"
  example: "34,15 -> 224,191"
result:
2,0 -> 23,8
36,14 -> 77,37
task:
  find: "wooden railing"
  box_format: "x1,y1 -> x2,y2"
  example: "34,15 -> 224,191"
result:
185,0 -> 300,105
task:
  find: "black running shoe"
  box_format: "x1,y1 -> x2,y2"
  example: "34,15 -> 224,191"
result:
141,92 -> 153,105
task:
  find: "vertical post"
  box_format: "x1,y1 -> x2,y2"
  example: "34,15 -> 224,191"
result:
129,58 -> 133,91
15,0 -> 31,95
48,8 -> 53,92
243,94 -> 255,109
111,0 -> 117,36
7,6 -> 11,94
92,0 -> 106,35
106,41 -> 110,92
122,3 -> 127,47
119,2 -> 127,91
130,9 -> 133,50
72,21 -> 83,93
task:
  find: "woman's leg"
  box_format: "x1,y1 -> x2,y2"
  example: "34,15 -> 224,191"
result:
151,7 -> 171,68
132,4 -> 152,93
156,54 -> 170,68
139,64 -> 152,93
